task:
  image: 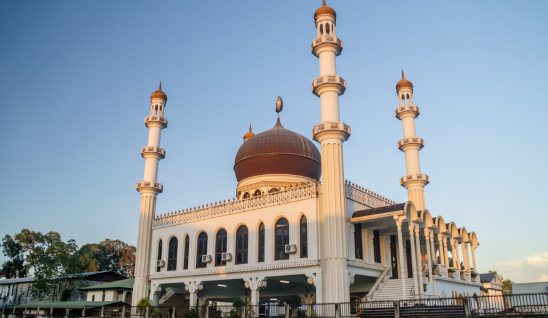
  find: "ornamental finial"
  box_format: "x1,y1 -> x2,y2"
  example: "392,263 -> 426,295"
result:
276,96 -> 283,114
401,70 -> 405,80
159,81 -> 162,91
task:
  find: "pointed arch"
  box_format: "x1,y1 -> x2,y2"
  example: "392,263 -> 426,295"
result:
299,215 -> 308,258
258,222 -> 265,262
215,228 -> 227,266
167,237 -> 178,271
156,239 -> 163,272
274,217 -> 289,260
196,232 -> 208,268
235,225 -> 249,264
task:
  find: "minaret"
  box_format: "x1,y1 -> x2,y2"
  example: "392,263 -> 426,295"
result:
311,1 -> 351,303
395,71 -> 429,211
132,83 -> 168,306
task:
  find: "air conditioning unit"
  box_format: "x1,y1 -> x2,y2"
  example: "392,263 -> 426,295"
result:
201,255 -> 212,263
284,244 -> 297,254
156,260 -> 165,268
221,252 -> 232,261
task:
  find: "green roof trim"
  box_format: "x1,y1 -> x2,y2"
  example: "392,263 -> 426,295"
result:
81,278 -> 134,291
13,301 -> 125,309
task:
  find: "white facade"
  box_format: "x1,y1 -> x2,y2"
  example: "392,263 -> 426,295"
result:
131,1 -> 482,308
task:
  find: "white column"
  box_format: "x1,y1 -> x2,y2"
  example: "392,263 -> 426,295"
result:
185,282 -> 203,307
396,219 -> 407,299
429,234 -> 436,266
245,278 -> 266,316
414,228 -> 424,296
424,230 -> 433,283
471,247 -> 477,271
443,239 -> 449,267
408,226 -> 419,296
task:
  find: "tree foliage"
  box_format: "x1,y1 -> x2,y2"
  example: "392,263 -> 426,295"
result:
0,229 -> 136,299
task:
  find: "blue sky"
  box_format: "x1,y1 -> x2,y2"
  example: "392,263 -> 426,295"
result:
0,1 -> 547,283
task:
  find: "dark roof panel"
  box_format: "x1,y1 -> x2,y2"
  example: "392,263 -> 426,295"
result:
352,203 -> 405,219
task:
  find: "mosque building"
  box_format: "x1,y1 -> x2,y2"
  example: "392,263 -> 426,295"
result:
131,1 -> 481,308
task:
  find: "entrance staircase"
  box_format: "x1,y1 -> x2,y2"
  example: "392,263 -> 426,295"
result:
373,278 -> 414,301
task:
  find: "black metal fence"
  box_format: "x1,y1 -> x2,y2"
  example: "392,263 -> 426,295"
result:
1,293 -> 547,318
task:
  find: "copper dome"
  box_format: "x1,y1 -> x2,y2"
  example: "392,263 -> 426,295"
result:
150,82 -> 167,101
234,119 -> 321,182
314,0 -> 336,21
396,70 -> 413,91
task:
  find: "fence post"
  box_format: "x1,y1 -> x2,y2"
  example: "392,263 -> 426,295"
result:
393,301 -> 400,318
82,307 -> 86,317
145,307 -> 149,318
334,304 -> 340,318
100,306 -> 105,318
121,307 -> 125,318
284,304 -> 290,318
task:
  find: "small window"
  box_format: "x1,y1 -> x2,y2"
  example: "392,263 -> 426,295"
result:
183,235 -> 190,270
215,229 -> 227,266
300,216 -> 308,258
373,230 -> 381,263
102,291 -> 106,302
275,218 -> 289,260
268,188 -> 279,194
156,239 -> 163,272
253,189 -> 262,197
196,232 -> 208,268
320,24 -> 324,35
354,224 -> 363,259
258,222 -> 265,262
92,295 -> 95,302
243,192 -> 250,199
326,23 -> 330,34
235,225 -> 249,264
167,237 -> 178,271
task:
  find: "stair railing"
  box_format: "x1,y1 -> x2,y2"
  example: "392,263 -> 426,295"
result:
365,265 -> 392,301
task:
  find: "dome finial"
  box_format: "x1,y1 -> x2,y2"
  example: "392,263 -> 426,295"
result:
159,81 -> 163,91
396,70 -> 413,92
401,70 -> 405,80
276,96 -> 283,114
322,0 -> 327,6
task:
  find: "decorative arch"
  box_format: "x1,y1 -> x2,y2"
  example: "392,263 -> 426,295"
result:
420,209 -> 434,229
235,225 -> 249,265
404,201 -> 418,223
433,216 -> 447,234
459,227 -> 469,243
446,222 -> 459,239
469,231 -> 479,248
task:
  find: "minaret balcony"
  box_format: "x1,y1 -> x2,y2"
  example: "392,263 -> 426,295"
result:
312,75 -> 346,96
136,181 -> 163,193
400,173 -> 430,187
311,35 -> 343,57
395,105 -> 420,119
140,146 -> 166,159
313,121 -> 351,141
398,137 -> 424,151
144,115 -> 168,128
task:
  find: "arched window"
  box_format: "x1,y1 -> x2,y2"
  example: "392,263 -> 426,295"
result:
196,232 -> 208,268
268,188 -> 279,194
275,218 -> 289,260
154,104 -> 159,115
156,239 -> 163,272
326,23 -> 330,34
235,225 -> 248,264
183,235 -> 189,270
253,189 -> 262,197
319,24 -> 324,35
300,216 -> 308,258
167,237 -> 178,271
215,229 -> 227,266
258,223 -> 265,262
243,192 -> 250,199
354,224 -> 363,259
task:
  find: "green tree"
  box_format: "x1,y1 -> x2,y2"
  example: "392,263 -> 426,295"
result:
1,234 -> 28,278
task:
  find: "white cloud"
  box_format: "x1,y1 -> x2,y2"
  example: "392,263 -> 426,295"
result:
492,251 -> 548,283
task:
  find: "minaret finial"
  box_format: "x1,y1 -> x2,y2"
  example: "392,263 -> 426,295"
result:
249,124 -> 252,132
322,0 -> 327,6
401,70 -> 405,80
159,81 -> 162,91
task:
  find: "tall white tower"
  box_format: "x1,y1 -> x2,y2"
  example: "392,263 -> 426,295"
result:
311,0 -> 351,303
132,83 -> 168,306
395,72 -> 429,211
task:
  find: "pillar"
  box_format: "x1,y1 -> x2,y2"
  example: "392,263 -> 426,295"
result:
414,227 -> 424,296
395,219 -> 407,299
244,278 -> 266,316
424,230 -> 433,283
408,226 -> 419,296
185,282 -> 203,308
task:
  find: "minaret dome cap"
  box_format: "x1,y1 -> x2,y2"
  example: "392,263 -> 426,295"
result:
150,82 -> 168,101
396,70 -> 413,92
314,0 -> 336,22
